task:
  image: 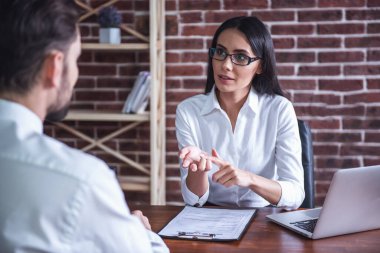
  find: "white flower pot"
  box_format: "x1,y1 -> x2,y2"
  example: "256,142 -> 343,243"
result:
99,28 -> 121,44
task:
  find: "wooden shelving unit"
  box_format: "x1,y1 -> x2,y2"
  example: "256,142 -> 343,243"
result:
56,0 -> 166,205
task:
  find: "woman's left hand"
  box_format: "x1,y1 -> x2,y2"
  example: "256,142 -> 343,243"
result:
209,149 -> 254,188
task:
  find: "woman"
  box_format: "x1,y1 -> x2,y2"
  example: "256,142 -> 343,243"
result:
175,16 -> 304,209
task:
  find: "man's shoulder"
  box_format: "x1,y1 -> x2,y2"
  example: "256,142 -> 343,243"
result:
36,134 -> 110,181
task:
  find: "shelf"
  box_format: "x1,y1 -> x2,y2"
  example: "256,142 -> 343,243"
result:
64,110 -> 150,122
81,43 -> 149,51
71,0 -> 166,205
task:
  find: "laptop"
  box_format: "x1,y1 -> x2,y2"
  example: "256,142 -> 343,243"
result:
267,165 -> 380,239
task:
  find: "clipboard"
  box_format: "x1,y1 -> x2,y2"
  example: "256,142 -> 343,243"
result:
158,206 -> 257,241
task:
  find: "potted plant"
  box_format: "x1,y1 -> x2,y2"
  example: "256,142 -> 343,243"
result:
98,6 -> 122,44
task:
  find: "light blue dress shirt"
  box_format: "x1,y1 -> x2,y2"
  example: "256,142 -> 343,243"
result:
176,87 -> 305,209
0,99 -> 169,253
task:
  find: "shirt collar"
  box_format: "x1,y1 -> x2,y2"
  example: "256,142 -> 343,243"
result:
200,86 -> 259,116
0,99 -> 43,134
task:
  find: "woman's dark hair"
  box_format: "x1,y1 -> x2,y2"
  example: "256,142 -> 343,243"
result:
0,0 -> 82,95
205,16 -> 284,97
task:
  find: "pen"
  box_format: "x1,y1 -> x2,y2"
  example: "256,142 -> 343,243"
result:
178,231 -> 216,239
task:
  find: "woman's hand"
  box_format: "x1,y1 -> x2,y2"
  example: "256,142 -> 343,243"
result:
179,146 -> 212,172
209,149 -> 254,188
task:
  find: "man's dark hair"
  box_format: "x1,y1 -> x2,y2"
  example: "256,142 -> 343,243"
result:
205,16 -> 284,97
0,0 -> 81,95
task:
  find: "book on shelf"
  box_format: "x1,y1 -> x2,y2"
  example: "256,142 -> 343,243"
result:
122,71 -> 151,114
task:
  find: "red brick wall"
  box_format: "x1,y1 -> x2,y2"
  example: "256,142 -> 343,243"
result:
47,0 -> 380,206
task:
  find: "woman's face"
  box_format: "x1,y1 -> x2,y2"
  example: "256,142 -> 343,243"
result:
212,28 -> 261,96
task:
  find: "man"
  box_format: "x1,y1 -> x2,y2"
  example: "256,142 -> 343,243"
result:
0,0 -> 169,252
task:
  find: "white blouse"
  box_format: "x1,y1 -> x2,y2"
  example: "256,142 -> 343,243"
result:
175,87 -> 305,209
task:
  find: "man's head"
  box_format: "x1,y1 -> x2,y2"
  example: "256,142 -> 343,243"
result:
0,0 -> 82,121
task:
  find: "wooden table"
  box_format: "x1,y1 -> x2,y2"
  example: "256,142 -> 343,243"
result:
137,205 -> 380,253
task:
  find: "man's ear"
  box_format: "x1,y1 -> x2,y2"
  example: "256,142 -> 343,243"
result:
41,50 -> 64,89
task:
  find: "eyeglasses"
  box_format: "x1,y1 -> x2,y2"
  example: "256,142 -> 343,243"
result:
209,47 -> 261,66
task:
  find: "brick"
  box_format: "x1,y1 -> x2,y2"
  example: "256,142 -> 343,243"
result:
317,24 -> 365,34
318,51 -> 364,63
365,132 -> 380,142
368,0 -> 380,6
94,52 -> 135,63
166,65 -> 204,77
180,12 -> 203,23
183,79 -> 207,90
135,0 -> 149,11
345,36 -> 380,48
166,0 -> 177,11
205,11 -> 248,23
166,52 -> 180,63
119,65 -> 149,77
181,52 -> 208,62
280,79 -> 316,90
367,79 -> 380,89
347,10 -> 380,20
364,158 -> 380,166
319,0 -> 365,7
166,15 -> 178,36
224,0 -> 268,9
166,38 -> 203,50
319,79 -> 363,91
314,132 -> 361,142
97,77 -> 133,89
252,11 -> 295,22
75,90 -> 116,101
78,51 -> 93,63
344,92 -> 380,104
276,52 -> 315,63
179,0 -> 221,10
341,145 -> 380,156
277,66 -> 295,75
316,158 -> 361,169
78,65 -> 117,76
368,23 -> 380,34
343,119 -> 380,130
298,37 -> 341,48
76,77 -> 96,88
166,91 -> 200,102
327,106 -> 365,116
298,66 -> 340,76
166,104 -> 177,115
69,103 -> 94,110
314,144 -> 339,156
273,38 -> 295,49
182,25 -> 219,36
271,24 -> 314,35
314,169 -> 335,181
272,0 -> 316,8
166,79 -> 182,89
344,65 -> 380,75
298,10 -> 342,22
294,106 -> 327,117
367,106 -> 380,117
294,93 -> 340,105
308,119 -> 340,129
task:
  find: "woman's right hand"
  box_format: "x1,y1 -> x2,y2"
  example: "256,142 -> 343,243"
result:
179,146 -> 212,172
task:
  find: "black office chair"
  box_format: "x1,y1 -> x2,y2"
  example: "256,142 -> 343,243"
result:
298,119 -> 315,208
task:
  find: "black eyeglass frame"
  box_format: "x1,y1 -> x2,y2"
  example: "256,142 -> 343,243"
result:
208,47 -> 261,66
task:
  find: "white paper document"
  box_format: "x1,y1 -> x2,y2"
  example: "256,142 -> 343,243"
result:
158,206 -> 256,241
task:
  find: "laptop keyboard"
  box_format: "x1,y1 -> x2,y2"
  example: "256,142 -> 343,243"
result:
290,218 -> 318,233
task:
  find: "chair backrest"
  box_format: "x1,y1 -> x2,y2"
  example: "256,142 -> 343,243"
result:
298,119 -> 315,208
